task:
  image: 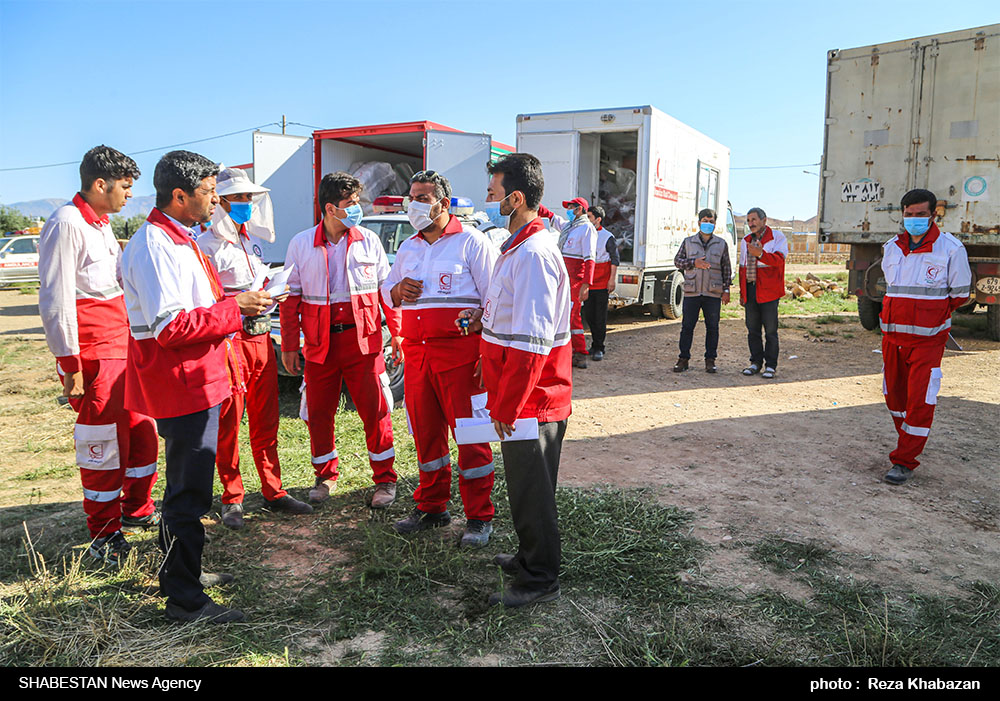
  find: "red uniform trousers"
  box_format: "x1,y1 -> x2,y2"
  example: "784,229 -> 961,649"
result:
403,343 -> 495,521
216,330 -> 287,504
881,335 -> 946,470
303,329 -> 396,484
564,258 -> 588,354
68,357 -> 158,538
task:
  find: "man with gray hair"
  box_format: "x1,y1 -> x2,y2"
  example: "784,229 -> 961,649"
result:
738,207 -> 787,379
122,150 -> 272,623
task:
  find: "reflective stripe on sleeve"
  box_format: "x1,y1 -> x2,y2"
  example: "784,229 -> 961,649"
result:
885,285 -> 950,298
879,320 -> 951,336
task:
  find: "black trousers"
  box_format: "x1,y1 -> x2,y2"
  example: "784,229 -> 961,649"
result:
678,295 -> 722,360
500,419 -> 566,590
744,282 -> 779,369
156,404 -> 221,612
582,288 -> 610,353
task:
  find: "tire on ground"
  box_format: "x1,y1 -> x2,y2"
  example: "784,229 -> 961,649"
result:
857,295 -> 882,331
661,271 -> 684,320
987,304 -> 1000,342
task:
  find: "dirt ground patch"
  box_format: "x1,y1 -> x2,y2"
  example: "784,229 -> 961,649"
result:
564,308 -> 999,599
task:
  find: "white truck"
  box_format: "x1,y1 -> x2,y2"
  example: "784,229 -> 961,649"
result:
817,24 -> 1000,340
516,105 -> 735,318
250,121 -> 510,265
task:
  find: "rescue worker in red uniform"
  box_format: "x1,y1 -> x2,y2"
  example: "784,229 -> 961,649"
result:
382,171 -> 499,546
280,172 -> 401,507
583,205 -> 620,361
462,154 -> 572,608
198,167 -> 312,527
880,189 -> 971,485
122,150 -> 273,623
538,198 -> 597,369
38,146 -> 160,564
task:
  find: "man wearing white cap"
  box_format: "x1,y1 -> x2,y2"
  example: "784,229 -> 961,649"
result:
198,167 -> 312,527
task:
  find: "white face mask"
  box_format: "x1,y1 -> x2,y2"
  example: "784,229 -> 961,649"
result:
406,200 -> 438,232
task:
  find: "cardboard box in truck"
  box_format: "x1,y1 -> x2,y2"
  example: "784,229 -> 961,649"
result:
516,105 -> 735,318
251,121 -> 512,265
818,24 -> 1000,340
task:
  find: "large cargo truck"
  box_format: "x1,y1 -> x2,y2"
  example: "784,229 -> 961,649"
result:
818,24 -> 1000,340
251,121 -> 511,265
516,105 -> 735,318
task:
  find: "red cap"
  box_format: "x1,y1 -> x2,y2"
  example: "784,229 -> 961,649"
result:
561,197 -> 589,212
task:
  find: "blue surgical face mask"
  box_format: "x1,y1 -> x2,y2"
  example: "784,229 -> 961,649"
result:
228,201 -> 252,225
336,203 -> 364,229
699,222 -> 715,235
903,217 -> 930,236
485,193 -> 513,229
565,208 -> 578,221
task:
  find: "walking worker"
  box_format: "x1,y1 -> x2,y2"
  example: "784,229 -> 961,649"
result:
279,172 -> 401,507
672,208 -> 732,373
538,198 -> 597,368
474,153 -> 572,608
121,150 -> 273,623
382,171 -> 499,546
879,188 -> 970,485
582,205 -> 619,361
37,145 -> 160,563
738,207 -> 787,379
197,167 -> 312,528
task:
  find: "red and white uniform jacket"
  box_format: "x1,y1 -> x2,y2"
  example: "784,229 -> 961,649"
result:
738,226 -> 788,304
38,194 -> 128,373
197,215 -> 270,293
480,217 -> 573,426
592,226 -> 620,290
540,205 -> 597,285
381,215 -> 498,370
280,224 -> 401,363
121,208 -> 243,419
880,224 -> 971,346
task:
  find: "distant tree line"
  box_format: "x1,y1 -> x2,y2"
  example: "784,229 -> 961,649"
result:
110,214 -> 148,240
0,205 -> 38,234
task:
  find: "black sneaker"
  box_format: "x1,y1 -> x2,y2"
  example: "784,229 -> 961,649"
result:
121,509 -> 161,532
884,464 -> 912,485
88,531 -> 131,565
165,600 -> 245,624
393,508 -> 451,534
460,520 -> 493,548
493,552 -> 518,574
265,495 -> 314,515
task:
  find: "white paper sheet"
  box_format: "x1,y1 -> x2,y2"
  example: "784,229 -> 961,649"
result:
264,264 -> 294,297
454,417 -> 539,445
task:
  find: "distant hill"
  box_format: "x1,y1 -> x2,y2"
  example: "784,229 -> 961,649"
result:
3,195 -> 156,219
734,214 -> 818,233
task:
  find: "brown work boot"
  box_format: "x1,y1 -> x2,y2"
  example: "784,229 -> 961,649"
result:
221,503 -> 244,530
572,352 -> 588,369
705,358 -> 717,374
672,357 -> 689,372
370,482 -> 397,509
308,478 -> 337,504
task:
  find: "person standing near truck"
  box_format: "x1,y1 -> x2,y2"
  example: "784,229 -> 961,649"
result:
538,198 -> 597,368
121,150 -> 273,622
672,208 -> 732,373
739,207 -> 787,379
879,189 -> 971,485
583,205 -> 619,361
475,153 -> 572,608
38,145 -> 160,564
197,167 -> 312,528
279,172 -> 401,507
382,171 -> 499,546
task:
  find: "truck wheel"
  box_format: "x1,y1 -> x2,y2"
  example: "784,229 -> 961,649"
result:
660,272 -> 684,320
988,305 -> 1000,342
857,296 -> 882,331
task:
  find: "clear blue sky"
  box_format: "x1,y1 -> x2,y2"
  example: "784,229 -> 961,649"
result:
1,0 -> 996,219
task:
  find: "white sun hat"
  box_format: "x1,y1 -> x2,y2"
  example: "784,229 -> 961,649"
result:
210,165 -> 276,243
216,166 -> 270,196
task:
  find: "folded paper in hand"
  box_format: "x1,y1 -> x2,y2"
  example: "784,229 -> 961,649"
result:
454,417 -> 539,445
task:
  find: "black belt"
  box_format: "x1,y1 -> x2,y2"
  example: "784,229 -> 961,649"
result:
331,323 -> 356,333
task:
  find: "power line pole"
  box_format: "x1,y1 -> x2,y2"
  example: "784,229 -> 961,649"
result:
282,115 -> 287,135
